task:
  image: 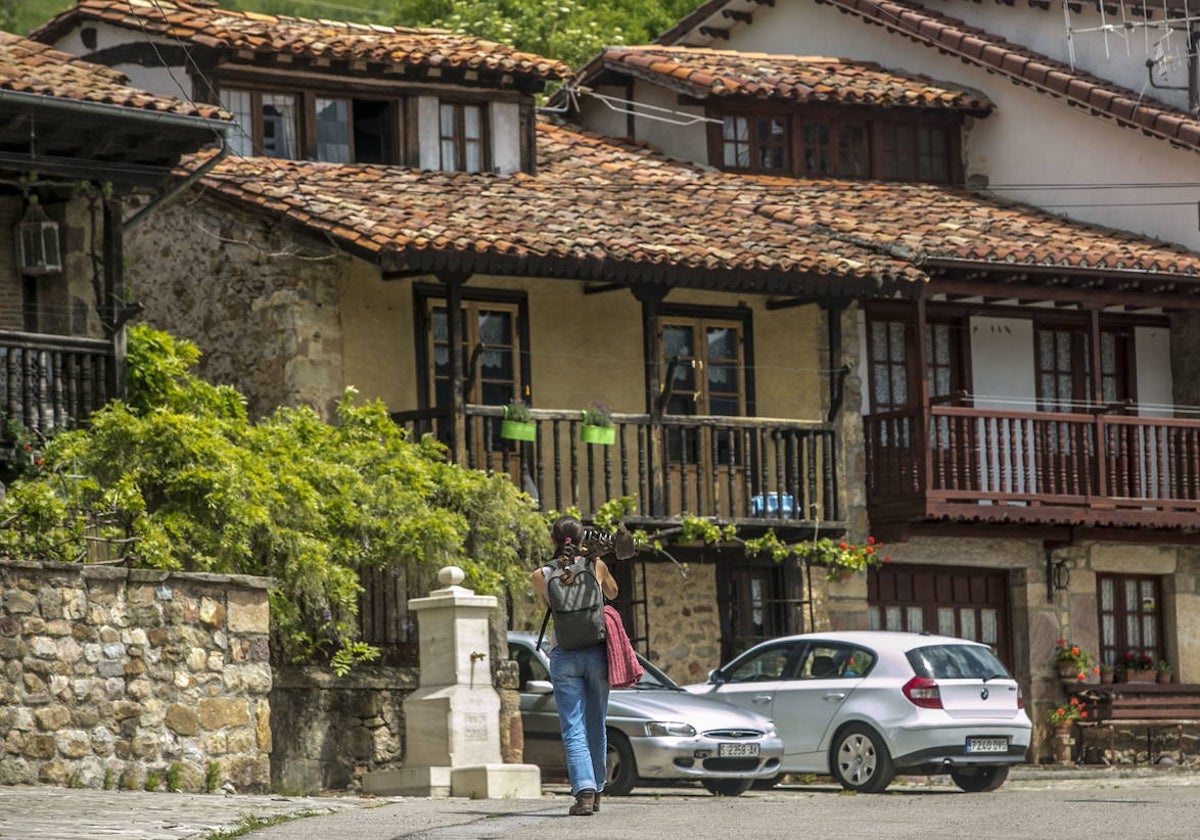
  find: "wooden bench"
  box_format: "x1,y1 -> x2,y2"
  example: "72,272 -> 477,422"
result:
1073,683 -> 1200,763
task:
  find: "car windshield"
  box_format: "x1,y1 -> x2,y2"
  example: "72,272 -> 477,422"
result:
629,655 -> 683,691
906,644 -> 1011,680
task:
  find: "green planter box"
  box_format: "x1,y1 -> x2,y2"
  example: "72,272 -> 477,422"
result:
580,424 -> 615,445
500,420 -> 536,441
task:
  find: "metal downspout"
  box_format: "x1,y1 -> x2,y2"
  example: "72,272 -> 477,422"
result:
123,135 -> 230,231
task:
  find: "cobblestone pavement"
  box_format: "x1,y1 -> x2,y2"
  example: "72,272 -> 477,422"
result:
3,768 -> 1199,840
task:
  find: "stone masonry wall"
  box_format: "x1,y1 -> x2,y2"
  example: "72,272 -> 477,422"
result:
122,194 -> 349,421
0,560 -> 273,792
270,665 -> 417,794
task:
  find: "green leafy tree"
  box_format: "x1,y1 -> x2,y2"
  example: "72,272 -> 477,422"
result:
0,324 -> 552,672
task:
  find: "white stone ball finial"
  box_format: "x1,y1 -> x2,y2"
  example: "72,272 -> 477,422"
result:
437,566 -> 465,587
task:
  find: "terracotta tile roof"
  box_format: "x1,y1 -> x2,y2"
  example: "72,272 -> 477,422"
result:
32,0 -> 570,84
187,122 -> 1200,293
656,0 -> 1200,153
600,46 -> 993,112
0,29 -> 227,119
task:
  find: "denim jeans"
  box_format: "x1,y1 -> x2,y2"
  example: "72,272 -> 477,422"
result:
549,642 -> 610,795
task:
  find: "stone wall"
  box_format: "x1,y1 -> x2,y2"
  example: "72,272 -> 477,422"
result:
0,560 -> 273,792
269,665 -> 417,794
122,195 -> 350,421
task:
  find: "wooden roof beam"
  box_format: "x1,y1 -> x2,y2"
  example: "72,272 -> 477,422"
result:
699,25 -> 731,39
723,10 -> 754,23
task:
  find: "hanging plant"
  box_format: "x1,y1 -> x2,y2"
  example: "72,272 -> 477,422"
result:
500,399 -> 535,441
579,401 -> 615,445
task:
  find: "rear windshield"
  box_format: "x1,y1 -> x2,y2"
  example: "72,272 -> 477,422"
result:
906,644 -> 1011,680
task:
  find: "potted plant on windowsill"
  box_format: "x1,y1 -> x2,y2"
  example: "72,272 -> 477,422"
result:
1157,659 -> 1174,685
579,401 -> 615,445
1120,650 -> 1156,683
1098,663 -> 1115,685
500,399 -> 536,441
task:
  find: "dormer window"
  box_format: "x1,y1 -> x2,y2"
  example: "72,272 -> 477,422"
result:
710,106 -> 961,184
220,86 -> 400,164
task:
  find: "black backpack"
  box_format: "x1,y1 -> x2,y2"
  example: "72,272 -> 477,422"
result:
537,554 -> 606,651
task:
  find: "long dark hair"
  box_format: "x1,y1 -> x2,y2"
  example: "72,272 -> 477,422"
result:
550,514 -> 585,561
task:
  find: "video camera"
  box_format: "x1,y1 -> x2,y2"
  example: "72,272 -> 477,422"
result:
579,523 -> 637,562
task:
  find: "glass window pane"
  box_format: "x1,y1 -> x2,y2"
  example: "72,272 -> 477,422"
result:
906,606 -> 924,632
315,98 -> 351,163
464,105 -> 482,139
959,610 -> 976,641
261,94 -> 298,159
663,325 -> 694,358
219,88 -> 254,157
937,608 -> 955,636
440,104 -> 455,134
707,327 -> 737,359
885,606 -> 902,631
464,140 -> 482,173
867,606 -> 881,631
980,609 -> 997,644
441,139 -> 457,169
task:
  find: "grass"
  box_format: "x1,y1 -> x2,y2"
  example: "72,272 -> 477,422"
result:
202,811 -> 321,840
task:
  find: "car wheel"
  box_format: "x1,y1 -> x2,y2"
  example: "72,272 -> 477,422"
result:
830,723 -> 894,794
702,778 -> 753,797
949,765 -> 1010,793
604,730 -> 638,796
750,774 -> 782,790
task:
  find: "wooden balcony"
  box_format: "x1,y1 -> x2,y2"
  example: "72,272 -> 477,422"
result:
864,402 -> 1200,531
392,405 -> 842,530
0,331 -> 114,454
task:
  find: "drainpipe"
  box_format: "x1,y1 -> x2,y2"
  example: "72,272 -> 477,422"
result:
123,134 -> 230,232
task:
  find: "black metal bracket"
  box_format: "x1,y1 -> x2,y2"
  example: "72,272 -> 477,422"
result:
1046,546 -> 1071,603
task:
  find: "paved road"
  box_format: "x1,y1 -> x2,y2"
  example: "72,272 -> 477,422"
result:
3,769 -> 1200,840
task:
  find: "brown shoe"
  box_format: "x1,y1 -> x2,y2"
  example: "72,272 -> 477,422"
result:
569,789 -> 596,816
593,792 -> 601,813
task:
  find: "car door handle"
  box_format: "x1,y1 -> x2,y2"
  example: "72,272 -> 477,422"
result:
752,694 -> 772,704
823,692 -> 847,701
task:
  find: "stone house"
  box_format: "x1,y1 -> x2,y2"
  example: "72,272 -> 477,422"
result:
33,0 -> 1200,746
0,28 -> 228,457
567,0 -> 1200,761
0,30 -> 277,793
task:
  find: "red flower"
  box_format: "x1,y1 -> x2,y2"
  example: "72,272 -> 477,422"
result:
883,556 -> 891,564
865,546 -> 874,555
839,542 -> 848,550
867,536 -> 876,545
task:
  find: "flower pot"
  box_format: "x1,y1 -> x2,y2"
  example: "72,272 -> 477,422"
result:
1122,668 -> 1156,684
500,420 -> 536,441
1099,671 -> 1114,685
1057,662 -> 1083,681
1157,671 -> 1173,684
579,424 -> 615,445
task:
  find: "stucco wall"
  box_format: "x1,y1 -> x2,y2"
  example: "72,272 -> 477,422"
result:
0,560 -> 273,792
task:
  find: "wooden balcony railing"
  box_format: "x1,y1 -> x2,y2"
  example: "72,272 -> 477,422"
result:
0,331 -> 113,452
864,403 -> 1200,529
392,405 -> 842,527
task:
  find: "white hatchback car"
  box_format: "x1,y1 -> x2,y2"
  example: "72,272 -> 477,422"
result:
684,630 -> 1031,793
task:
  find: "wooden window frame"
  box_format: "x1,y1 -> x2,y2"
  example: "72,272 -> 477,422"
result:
705,103 -> 963,184
217,83 -> 405,163
718,114 -> 789,173
1097,573 -> 1164,669
657,304 -> 755,418
439,101 -> 490,173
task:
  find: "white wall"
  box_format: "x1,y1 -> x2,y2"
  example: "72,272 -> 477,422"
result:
490,102 -> 521,174
1136,325 -> 1174,417
970,316 -> 1036,411
578,80 -> 712,164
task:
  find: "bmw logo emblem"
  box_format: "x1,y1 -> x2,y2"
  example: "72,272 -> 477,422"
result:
980,687 -> 990,700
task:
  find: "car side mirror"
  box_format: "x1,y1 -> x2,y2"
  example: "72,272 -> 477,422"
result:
526,679 -> 554,695
708,669 -> 726,685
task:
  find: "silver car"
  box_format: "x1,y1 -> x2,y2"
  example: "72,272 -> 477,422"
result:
508,631 -> 783,796
684,630 -> 1031,793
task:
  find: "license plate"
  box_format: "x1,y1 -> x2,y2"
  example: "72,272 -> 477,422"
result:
965,737 -> 1009,754
718,742 -> 760,757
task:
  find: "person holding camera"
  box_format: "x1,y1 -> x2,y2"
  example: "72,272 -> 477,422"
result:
531,514 -> 619,816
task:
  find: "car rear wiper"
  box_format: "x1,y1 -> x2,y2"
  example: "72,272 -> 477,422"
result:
981,672 -> 1007,683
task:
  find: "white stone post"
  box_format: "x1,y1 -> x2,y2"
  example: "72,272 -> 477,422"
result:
362,566 -> 542,798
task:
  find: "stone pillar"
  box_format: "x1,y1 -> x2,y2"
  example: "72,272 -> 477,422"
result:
361,566 -> 541,798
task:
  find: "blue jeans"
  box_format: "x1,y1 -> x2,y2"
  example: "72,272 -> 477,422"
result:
549,642 -> 610,795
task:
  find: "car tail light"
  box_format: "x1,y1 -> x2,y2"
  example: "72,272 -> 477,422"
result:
902,676 -> 943,709
1017,683 -> 1024,709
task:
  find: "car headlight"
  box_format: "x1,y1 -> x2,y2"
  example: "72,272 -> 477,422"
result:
763,722 -> 778,739
644,721 -> 697,737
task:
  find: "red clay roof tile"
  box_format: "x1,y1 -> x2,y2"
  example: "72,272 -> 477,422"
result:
601,46 -> 993,112
0,29 -> 227,119
186,121 -> 1200,290
32,0 -> 570,82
